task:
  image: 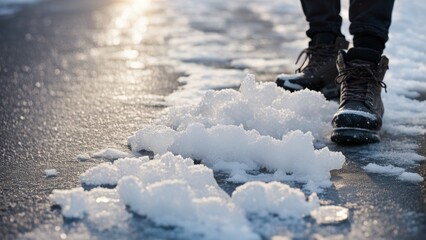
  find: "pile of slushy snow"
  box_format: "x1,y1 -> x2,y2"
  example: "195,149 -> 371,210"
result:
128,75 -> 345,192
51,153 -> 349,239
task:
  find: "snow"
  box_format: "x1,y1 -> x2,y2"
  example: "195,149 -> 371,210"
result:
128,76 -> 345,192
231,181 -> 319,218
50,153 -> 351,239
91,148 -> 132,161
76,154 -> 90,161
163,75 -> 337,141
362,164 -> 405,175
80,157 -> 150,186
398,172 -> 424,183
128,120 -> 345,191
51,153 -> 258,239
363,163 -> 424,183
44,169 -> 58,177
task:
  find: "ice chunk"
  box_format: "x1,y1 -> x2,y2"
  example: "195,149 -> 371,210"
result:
398,172 -> 424,183
310,206 -> 349,224
45,169 -> 58,177
76,154 -> 90,161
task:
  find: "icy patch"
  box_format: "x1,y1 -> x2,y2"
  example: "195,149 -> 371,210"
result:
398,172 -> 424,183
44,169 -> 58,177
91,148 -> 132,161
76,154 -> 90,161
310,206 -> 349,225
231,181 -> 319,218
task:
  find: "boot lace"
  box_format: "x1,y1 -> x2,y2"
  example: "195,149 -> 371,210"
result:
336,61 -> 387,105
295,44 -> 336,73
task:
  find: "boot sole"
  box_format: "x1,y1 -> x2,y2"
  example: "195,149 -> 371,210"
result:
276,78 -> 339,100
331,128 -> 380,144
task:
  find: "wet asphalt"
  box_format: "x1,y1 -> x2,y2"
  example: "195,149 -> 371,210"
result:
1,0 -> 425,239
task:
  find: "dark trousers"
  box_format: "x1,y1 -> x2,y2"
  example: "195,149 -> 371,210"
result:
300,0 -> 395,48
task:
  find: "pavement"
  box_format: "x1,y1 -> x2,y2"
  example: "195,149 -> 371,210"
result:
0,0 -> 425,239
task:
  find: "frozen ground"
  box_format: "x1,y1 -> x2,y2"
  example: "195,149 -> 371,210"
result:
1,0 -> 425,239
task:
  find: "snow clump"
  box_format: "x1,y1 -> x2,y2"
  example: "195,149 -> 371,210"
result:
128,76 -> 345,191
51,153 -> 346,238
363,163 -> 424,183
164,75 -> 338,140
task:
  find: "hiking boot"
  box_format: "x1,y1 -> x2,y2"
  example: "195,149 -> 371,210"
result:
276,37 -> 349,99
331,48 -> 389,144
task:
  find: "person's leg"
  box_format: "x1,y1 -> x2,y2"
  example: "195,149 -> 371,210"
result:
275,0 -> 349,100
331,0 -> 395,144
301,0 -> 344,44
349,0 -> 395,54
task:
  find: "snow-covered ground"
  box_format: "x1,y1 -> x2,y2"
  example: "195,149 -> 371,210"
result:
33,0 -> 426,239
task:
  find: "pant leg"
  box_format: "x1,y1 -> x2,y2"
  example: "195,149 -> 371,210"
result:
349,0 -> 395,43
300,0 -> 343,40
